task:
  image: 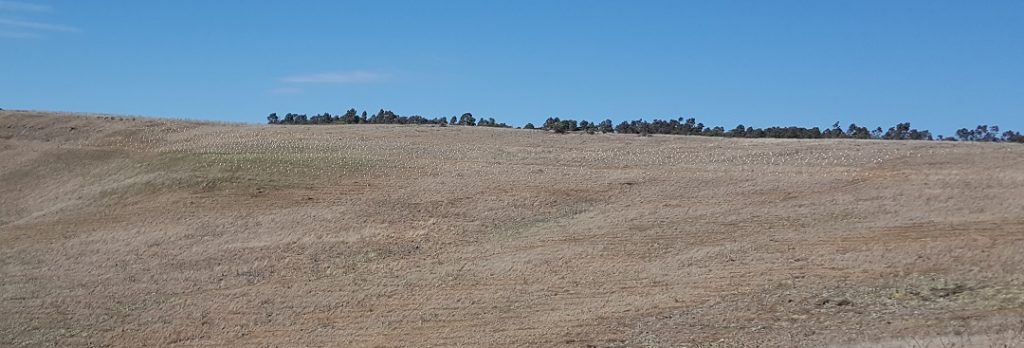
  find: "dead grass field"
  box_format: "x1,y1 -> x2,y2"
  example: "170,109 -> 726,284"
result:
1,110 -> 1023,347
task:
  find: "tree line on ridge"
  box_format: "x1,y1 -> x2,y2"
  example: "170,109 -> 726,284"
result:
265,109 -> 1024,143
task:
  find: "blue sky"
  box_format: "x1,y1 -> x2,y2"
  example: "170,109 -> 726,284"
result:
2,1 -> 1022,135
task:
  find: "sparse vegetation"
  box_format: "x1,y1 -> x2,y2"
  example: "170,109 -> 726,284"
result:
3,110 -> 1024,347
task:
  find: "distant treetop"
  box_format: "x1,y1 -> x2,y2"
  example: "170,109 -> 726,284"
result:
264,108 -> 1023,143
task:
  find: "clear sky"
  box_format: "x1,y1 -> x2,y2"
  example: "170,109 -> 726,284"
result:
2,1 -> 1022,135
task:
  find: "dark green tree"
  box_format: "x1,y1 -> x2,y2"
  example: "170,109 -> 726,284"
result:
458,113 -> 476,126
728,124 -> 746,137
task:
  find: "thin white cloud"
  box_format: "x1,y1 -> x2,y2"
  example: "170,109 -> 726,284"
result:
0,18 -> 79,32
281,71 -> 390,84
0,1 -> 50,12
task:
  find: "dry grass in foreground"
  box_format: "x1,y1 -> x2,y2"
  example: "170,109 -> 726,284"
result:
1,110 -> 1023,347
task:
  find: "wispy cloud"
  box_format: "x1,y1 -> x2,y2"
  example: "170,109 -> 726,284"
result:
0,2 -> 78,39
0,18 -> 78,32
281,70 -> 391,84
0,1 -> 50,12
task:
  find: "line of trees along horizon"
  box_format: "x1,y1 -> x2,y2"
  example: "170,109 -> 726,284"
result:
265,109 -> 1024,143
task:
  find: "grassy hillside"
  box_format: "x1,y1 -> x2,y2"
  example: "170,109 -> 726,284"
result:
2,110 -> 1023,347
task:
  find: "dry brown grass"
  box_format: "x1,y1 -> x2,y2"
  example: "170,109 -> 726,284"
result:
1,110 -> 1023,347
